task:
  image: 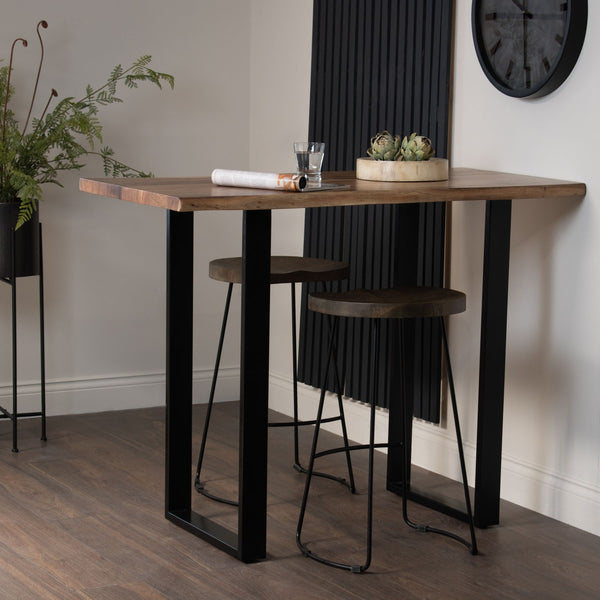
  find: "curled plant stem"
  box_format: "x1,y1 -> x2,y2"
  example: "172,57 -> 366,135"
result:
39,88 -> 58,123
21,20 -> 48,139
1,22 -> 173,228
2,37 -> 28,146
29,88 -> 58,141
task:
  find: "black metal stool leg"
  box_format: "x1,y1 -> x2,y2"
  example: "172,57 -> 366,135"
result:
333,373 -> 356,493
297,319 -> 378,573
400,318 -> 478,554
290,282 -> 301,468
399,319 -> 411,525
322,279 -> 356,492
328,313 -> 356,494
297,319 -> 351,566
362,319 -> 380,572
296,361 -> 330,558
283,282 -> 354,492
194,283 -> 238,506
441,317 -> 478,554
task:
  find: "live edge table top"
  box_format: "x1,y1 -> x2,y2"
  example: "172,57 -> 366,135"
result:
79,168 -> 586,212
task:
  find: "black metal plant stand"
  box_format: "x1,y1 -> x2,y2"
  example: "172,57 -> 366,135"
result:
0,222 -> 46,452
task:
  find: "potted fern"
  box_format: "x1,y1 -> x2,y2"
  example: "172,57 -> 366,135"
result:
0,20 -> 174,277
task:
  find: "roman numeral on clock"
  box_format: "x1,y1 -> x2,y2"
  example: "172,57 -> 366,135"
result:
505,60 -> 514,79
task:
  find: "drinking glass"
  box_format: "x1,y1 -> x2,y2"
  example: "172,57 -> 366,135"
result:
294,142 -> 325,182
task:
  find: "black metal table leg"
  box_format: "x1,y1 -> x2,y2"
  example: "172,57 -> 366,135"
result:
164,211 -> 194,525
238,209 -> 271,562
474,199 -> 512,528
164,209 -> 271,562
386,199 -> 513,529
165,210 -> 238,555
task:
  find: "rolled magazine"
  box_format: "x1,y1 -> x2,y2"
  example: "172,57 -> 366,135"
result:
211,169 -> 306,192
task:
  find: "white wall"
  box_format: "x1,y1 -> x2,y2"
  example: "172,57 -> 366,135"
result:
0,0 -> 250,415
449,0 -> 600,535
249,0 -> 313,379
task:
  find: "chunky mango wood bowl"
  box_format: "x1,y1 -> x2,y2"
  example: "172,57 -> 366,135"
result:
356,157 -> 449,182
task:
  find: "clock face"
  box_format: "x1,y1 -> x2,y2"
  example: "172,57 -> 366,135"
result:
472,0 -> 587,98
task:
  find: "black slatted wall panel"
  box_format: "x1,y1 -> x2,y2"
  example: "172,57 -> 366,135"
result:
298,0 -> 454,422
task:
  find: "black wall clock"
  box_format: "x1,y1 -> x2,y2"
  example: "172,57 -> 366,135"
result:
472,0 -> 587,98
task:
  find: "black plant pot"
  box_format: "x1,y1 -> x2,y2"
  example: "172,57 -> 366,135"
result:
0,202 -> 40,278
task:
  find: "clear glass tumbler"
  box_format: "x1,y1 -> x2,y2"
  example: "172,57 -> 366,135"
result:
294,142 -> 325,182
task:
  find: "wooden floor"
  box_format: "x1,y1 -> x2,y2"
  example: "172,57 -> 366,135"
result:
1,403 -> 599,600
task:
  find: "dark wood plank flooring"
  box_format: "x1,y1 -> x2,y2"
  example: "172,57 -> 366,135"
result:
1,403 -> 599,599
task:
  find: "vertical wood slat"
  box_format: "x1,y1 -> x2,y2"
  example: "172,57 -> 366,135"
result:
298,0 -> 453,422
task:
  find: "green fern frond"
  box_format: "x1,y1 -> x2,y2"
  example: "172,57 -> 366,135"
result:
158,72 -> 175,89
133,55 -> 152,69
2,48 -> 173,228
110,63 -> 123,81
15,197 -> 37,229
124,76 -> 140,89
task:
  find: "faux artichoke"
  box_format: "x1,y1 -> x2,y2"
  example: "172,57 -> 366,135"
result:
400,133 -> 435,161
367,131 -> 402,161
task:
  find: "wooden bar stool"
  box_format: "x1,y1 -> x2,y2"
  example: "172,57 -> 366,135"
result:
296,286 -> 478,572
194,256 -> 356,506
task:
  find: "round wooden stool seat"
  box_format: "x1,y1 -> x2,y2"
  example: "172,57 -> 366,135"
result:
308,285 -> 466,319
209,256 -> 349,284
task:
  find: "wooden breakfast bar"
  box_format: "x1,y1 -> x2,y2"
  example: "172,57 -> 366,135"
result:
80,168 -> 585,562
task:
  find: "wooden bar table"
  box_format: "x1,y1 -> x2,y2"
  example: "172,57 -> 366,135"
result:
80,169 -> 585,562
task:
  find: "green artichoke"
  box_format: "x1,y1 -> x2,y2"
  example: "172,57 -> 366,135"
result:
367,130 -> 402,161
400,133 -> 435,161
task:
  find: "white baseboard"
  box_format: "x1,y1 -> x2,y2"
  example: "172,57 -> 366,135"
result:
498,452 -> 600,537
3,368 -> 597,537
0,367 -> 240,416
269,372 -> 600,537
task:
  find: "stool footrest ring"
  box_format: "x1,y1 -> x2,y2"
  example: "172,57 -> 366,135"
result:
315,441 -> 402,460
194,479 -> 238,507
406,519 -> 477,554
297,537 -> 368,573
268,415 -> 342,428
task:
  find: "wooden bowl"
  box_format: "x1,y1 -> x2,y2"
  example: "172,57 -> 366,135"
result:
356,157 -> 448,182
